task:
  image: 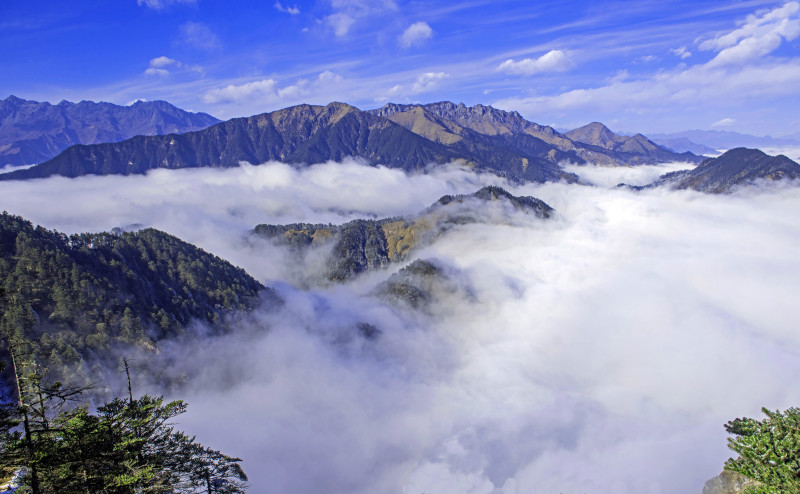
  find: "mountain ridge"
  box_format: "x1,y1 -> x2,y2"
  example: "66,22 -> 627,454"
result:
0,102 -> 579,184
0,95 -> 220,167
638,147 -> 800,193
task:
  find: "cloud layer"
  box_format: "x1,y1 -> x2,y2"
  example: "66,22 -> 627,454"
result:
2,162 -> 800,493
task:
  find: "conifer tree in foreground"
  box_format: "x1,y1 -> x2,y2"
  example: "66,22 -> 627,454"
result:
1,286 -> 248,493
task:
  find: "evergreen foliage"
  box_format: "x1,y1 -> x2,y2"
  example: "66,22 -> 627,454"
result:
724,407 -> 800,494
0,212 -> 264,388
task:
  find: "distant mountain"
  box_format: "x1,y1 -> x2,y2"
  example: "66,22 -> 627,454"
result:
372,102 -> 699,166
0,102 -> 578,184
253,186 -> 553,282
651,137 -> 717,156
648,130 -> 800,151
642,148 -> 800,193
565,122 -> 700,164
0,95 -> 220,167
0,212 -> 265,389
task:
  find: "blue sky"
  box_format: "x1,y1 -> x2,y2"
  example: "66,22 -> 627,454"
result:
2,0 -> 800,136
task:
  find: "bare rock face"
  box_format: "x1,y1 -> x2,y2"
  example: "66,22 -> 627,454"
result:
702,470 -> 758,494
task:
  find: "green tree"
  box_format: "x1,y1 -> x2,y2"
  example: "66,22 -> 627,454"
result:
724,407 -> 800,494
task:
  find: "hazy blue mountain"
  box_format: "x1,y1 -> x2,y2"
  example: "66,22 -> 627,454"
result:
642,148 -> 800,193
651,137 -> 718,156
373,102 -> 699,165
0,102 -> 578,184
253,186 -> 553,282
648,130 -> 800,151
0,95 -> 220,167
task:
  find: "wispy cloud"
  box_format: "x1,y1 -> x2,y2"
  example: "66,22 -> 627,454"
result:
494,3 -> 800,125
179,21 -> 221,51
700,1 -> 800,67
712,117 -> 737,127
137,0 -> 196,10
497,49 -> 573,76
323,0 -> 398,37
203,71 -> 344,105
274,2 -> 300,15
379,71 -> 450,101
400,21 -> 433,48
670,46 -> 692,59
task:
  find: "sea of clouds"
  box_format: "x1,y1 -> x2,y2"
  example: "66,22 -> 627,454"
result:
2,160 -> 800,494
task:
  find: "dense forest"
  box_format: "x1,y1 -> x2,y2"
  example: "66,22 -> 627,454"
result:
0,212 -> 265,391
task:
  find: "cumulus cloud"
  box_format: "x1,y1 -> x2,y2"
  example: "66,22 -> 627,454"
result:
3,162 -> 800,493
203,71 -> 343,105
149,55 -> 178,68
137,0 -> 195,10
400,21 -> 433,48
274,1 -> 300,15
143,55 -> 201,77
411,71 -> 448,93
179,21 -> 221,51
497,49 -> 573,76
699,1 -> 800,67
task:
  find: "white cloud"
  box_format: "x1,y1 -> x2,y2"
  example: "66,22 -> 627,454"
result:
274,2 -> 300,15
326,13 -> 354,36
179,21 -> 221,51
149,56 -> 178,68
700,1 -> 800,67
399,21 -> 433,48
203,71 -> 344,105
323,0 -> 398,37
144,67 -> 170,77
497,50 -> 573,76
137,0 -> 195,10
143,56 -> 202,77
493,3 -> 800,124
712,117 -> 737,127
411,71 -> 448,93
3,163 -> 800,493
203,79 -> 279,104
671,46 -> 692,59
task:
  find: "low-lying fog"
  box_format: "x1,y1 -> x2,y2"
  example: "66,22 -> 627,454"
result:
2,160 -> 800,494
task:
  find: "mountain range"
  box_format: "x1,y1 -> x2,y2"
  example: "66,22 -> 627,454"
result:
0,100 -> 699,183
0,95 -> 220,168
649,130 -> 800,153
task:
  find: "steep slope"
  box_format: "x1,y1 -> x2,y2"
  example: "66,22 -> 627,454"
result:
372,102 -> 699,166
0,102 -> 578,184
252,186 -> 553,282
644,148 -> 800,193
0,212 -> 265,386
378,105 -> 582,182
0,96 -> 220,167
565,122 -> 700,164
